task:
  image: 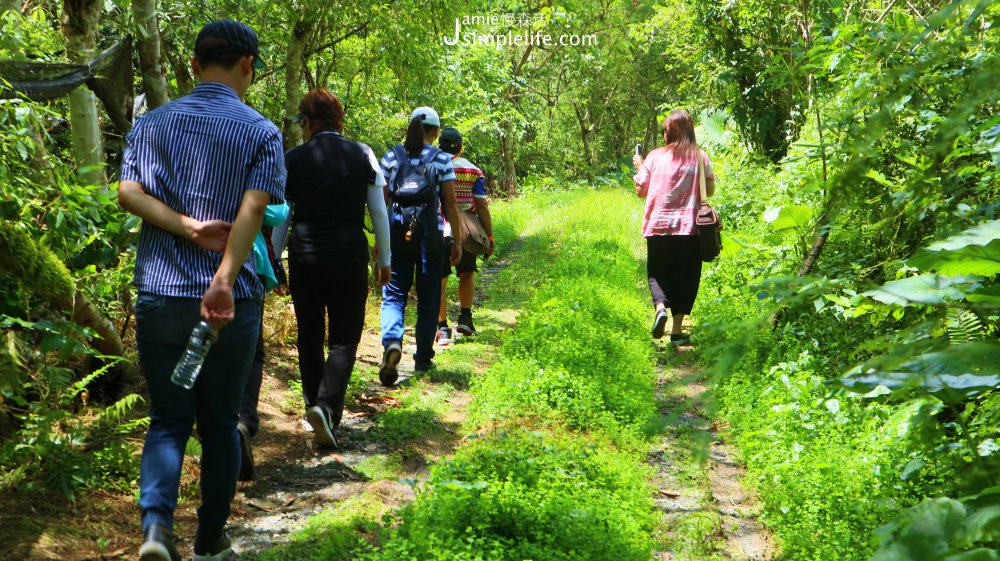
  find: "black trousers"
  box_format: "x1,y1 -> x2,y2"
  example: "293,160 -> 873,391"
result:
288,252 -> 368,427
646,234 -> 702,315
238,312 -> 265,437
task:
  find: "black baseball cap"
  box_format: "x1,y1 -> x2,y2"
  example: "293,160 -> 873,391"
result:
195,20 -> 266,70
440,126 -> 463,145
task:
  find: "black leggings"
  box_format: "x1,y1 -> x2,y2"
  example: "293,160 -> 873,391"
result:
289,252 -> 368,427
646,235 -> 702,315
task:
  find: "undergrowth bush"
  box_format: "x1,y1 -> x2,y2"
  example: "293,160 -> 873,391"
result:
373,430 -> 654,561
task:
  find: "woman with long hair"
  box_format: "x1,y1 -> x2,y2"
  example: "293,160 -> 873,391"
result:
378,107 -> 463,385
633,109 -> 716,346
285,89 -> 392,448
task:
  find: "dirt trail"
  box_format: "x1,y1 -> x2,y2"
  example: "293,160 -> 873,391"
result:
0,249 -> 516,561
223,251 -> 520,557
651,357 -> 775,561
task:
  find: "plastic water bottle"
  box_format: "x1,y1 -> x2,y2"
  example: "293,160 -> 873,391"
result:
171,321 -> 216,389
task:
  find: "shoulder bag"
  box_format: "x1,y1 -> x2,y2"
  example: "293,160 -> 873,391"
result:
695,152 -> 723,262
459,210 -> 491,256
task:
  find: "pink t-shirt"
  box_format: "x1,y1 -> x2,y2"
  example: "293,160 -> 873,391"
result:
634,147 -> 715,237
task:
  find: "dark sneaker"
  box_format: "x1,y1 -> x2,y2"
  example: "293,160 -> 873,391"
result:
669,333 -> 692,347
139,525 -> 181,561
456,312 -> 477,336
193,531 -> 234,561
236,421 -> 254,482
414,358 -> 436,373
306,405 -> 338,449
436,325 -> 453,346
651,309 -> 668,339
379,342 -> 402,387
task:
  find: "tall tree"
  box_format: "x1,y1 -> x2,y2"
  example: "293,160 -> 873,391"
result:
61,0 -> 106,186
132,0 -> 169,110
282,15 -> 312,150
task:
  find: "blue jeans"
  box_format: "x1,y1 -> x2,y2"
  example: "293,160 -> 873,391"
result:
381,249 -> 443,362
134,294 -> 260,536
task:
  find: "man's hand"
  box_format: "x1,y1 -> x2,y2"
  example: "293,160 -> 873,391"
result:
186,218 -> 232,253
450,239 -> 462,265
632,154 -> 643,169
201,278 -> 235,331
378,266 -> 392,288
485,238 -> 495,257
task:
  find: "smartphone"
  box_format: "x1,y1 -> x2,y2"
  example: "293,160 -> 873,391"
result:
635,144 -> 642,156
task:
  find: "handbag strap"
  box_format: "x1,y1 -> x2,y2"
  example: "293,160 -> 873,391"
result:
697,150 -> 708,204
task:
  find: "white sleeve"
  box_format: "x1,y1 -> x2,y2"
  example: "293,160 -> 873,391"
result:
363,143 -> 387,189
367,185 -> 391,267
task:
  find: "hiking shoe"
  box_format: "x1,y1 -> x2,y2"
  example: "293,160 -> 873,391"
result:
379,342 -> 402,387
139,525 -> 181,561
236,421 -> 254,482
436,325 -> 453,346
456,312 -> 477,336
651,309 -> 668,339
306,405 -> 338,449
414,358 -> 436,373
669,333 -> 692,347
193,532 -> 234,561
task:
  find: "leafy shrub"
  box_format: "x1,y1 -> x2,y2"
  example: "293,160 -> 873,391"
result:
372,430 -> 655,561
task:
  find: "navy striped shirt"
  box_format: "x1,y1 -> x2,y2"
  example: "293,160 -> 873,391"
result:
120,82 -> 286,300
380,145 -> 457,232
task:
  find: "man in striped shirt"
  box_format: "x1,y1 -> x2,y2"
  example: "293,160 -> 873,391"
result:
436,127 -> 494,342
117,20 -> 285,561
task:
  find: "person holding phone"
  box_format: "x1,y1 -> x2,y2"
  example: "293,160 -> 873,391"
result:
633,110 -> 716,347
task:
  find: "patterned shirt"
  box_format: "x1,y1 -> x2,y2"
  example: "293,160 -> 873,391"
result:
380,144 -> 457,232
120,82 -> 286,299
634,147 -> 715,237
449,155 -> 487,212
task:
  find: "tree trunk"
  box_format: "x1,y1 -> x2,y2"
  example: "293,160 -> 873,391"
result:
500,122 -> 516,196
282,17 -> 311,150
161,31 -> 194,96
62,0 -> 106,187
132,0 -> 169,110
0,221 -> 124,358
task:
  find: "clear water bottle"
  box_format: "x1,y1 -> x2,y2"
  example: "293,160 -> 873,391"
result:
171,320 -> 216,389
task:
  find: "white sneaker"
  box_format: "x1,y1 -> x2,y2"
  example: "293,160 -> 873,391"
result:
306,406 -> 337,449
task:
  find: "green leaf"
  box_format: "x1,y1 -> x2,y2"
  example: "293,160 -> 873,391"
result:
956,505 -> 1000,547
901,458 -> 925,481
874,498 -> 966,560
838,342 -> 1000,402
908,220 -> 1000,276
864,274 -> 982,306
967,284 -> 1000,306
763,204 -> 814,231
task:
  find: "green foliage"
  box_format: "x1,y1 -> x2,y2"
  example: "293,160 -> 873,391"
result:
469,190 -> 656,445
0,357 -> 143,499
373,430 -> 654,561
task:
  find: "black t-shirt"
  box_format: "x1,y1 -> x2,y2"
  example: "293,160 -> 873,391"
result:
284,132 -> 376,258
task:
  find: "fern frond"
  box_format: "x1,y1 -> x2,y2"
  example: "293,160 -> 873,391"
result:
946,308 -> 984,345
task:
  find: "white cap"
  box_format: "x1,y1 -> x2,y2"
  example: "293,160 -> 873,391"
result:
410,106 -> 440,127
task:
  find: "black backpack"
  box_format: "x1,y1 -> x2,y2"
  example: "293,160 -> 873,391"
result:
388,145 -> 442,253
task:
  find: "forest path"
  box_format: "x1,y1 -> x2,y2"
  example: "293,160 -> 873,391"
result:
223,248 -> 522,558
650,354 -> 775,560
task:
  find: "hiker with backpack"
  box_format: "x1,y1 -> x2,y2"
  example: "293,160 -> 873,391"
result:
435,127 -> 494,344
284,89 -> 392,448
633,109 -> 716,347
379,107 -> 463,384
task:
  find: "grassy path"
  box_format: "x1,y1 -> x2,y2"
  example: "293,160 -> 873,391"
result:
232,227 -> 531,560
651,356 -> 773,561
2,188 -> 774,561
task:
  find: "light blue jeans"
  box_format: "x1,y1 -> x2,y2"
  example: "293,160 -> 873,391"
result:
381,249 -> 444,362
